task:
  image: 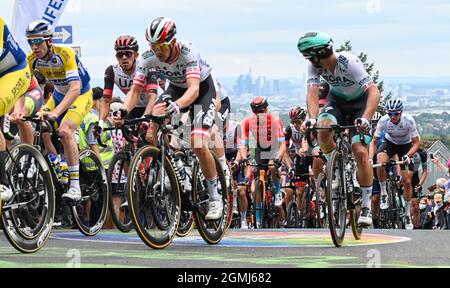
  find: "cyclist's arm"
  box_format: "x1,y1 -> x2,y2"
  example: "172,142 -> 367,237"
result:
282,150 -> 292,169
124,82 -> 144,113
406,135 -> 420,158
215,93 -> 221,112
144,92 -> 157,116
369,135 -> 379,160
52,80 -> 81,116
176,77 -> 200,109
143,69 -> 158,115
306,86 -> 320,120
100,66 -> 115,121
362,85 -> 381,120
236,120 -> 249,162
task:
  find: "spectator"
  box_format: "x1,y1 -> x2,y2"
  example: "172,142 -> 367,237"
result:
419,197 -> 433,229
432,193 -> 446,229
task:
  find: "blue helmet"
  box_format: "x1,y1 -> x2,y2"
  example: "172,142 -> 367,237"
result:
26,19 -> 53,38
385,99 -> 403,113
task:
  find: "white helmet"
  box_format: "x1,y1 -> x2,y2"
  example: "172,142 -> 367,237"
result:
145,17 -> 176,44
385,99 -> 403,113
26,19 -> 53,37
372,111 -> 382,122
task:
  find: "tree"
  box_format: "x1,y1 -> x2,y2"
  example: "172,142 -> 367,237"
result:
336,41 -> 392,114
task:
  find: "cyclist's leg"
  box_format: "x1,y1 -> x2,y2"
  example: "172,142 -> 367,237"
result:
16,82 -> 44,144
188,76 -> 222,220
376,140 -> 394,209
59,89 -> 93,200
371,159 -> 381,228
398,143 -> 415,229
0,65 -> 31,200
317,98 -> 344,161
311,146 -> 324,179
411,171 -> 421,228
211,97 -> 230,182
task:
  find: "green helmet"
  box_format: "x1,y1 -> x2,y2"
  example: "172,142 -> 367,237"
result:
297,32 -> 333,58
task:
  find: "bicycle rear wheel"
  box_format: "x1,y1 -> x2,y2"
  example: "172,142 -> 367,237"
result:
72,149 -> 109,236
127,146 -> 181,249
2,144 -> 55,253
107,152 -> 133,232
191,151 -> 228,244
326,150 -> 346,247
286,201 -> 298,228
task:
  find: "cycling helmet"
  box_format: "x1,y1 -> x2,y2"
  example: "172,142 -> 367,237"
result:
114,35 -> 139,52
289,106 -> 307,121
372,111 -> 382,122
250,96 -> 268,113
385,99 -> 403,113
297,32 -> 333,58
145,17 -> 177,44
26,19 -> 53,38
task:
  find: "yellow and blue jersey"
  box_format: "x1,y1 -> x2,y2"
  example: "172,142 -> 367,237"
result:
27,45 -> 91,104
0,17 -> 27,77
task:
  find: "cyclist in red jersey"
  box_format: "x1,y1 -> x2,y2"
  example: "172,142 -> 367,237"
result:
236,96 -> 287,227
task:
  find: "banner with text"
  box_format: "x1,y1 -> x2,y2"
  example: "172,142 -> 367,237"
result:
11,0 -> 68,52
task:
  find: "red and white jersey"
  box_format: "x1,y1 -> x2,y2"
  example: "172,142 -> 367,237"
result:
103,63 -> 157,107
134,40 -> 212,89
241,113 -> 284,148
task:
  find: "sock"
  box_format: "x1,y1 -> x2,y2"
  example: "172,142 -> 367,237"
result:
206,176 -> 220,201
324,151 -> 333,163
0,151 -> 8,185
361,186 -> 372,209
379,181 -> 387,195
240,211 -> 247,221
218,155 -> 228,171
255,203 -> 261,223
274,179 -> 281,194
69,165 -> 80,191
404,200 -> 411,217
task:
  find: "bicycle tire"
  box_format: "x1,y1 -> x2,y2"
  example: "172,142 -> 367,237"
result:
191,151 -> 228,244
326,150 -> 346,247
252,179 -> 264,229
299,188 -> 310,228
107,152 -> 133,233
315,172 -> 328,228
286,201 -> 298,228
127,145 -> 181,249
389,181 -> 404,229
2,143 -> 55,253
72,149 -> 109,236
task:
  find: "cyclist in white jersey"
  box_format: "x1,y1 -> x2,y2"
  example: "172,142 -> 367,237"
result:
100,35 -> 158,128
123,17 -> 222,220
369,99 -> 420,229
298,32 -> 381,227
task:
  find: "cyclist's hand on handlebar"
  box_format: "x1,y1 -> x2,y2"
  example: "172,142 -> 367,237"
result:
355,117 -> 370,133
166,100 -> 181,116
288,168 -> 295,178
402,155 -> 411,165
274,158 -> 283,168
93,123 -> 103,139
112,109 -> 127,127
39,108 -> 58,122
303,118 -> 316,130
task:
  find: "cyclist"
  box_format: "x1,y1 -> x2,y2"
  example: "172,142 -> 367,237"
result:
0,16 -> 32,202
124,17 -> 223,220
284,106 -> 324,211
26,19 -> 93,202
319,80 -> 329,110
100,35 -> 158,128
236,96 -> 286,227
369,111 -> 383,228
298,31 -> 381,227
370,99 -> 420,230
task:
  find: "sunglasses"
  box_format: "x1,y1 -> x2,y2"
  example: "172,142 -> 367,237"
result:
291,119 -> 304,125
116,51 -> 134,58
388,112 -> 401,117
150,42 -> 171,51
27,38 -> 47,46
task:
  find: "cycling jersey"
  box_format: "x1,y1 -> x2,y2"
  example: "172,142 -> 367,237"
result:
224,120 -> 241,159
24,76 -> 44,115
0,17 -> 31,116
27,45 -> 91,103
241,113 -> 284,149
0,17 -> 27,77
413,148 -> 427,173
284,124 -> 304,151
103,64 -> 157,108
134,40 -> 212,89
307,51 -> 374,101
374,114 -> 418,145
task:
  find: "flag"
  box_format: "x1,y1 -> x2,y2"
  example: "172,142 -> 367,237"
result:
11,0 -> 68,53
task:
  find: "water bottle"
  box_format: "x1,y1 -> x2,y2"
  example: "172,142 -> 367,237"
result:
184,165 -> 192,193
174,157 -> 186,181
48,153 -> 61,176
60,160 -> 69,184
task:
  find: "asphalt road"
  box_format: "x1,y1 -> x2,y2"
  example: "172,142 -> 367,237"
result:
0,228 -> 448,268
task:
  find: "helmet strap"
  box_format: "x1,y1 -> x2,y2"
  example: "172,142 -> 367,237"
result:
42,40 -> 53,61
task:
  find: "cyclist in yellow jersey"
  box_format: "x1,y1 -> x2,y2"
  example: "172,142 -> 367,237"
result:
26,20 -> 93,202
0,16 -> 32,203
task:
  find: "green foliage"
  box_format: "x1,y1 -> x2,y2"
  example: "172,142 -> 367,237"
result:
336,40 -> 392,114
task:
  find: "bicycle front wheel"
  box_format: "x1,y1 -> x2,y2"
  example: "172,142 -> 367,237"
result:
73,149 -> 109,236
326,150 -> 346,247
315,172 -> 328,228
127,146 -> 181,249
2,143 -> 55,253
107,152 -> 133,232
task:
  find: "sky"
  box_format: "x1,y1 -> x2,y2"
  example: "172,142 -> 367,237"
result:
2,0 -> 450,82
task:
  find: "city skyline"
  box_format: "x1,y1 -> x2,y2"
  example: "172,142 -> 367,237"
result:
2,0 -> 450,81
